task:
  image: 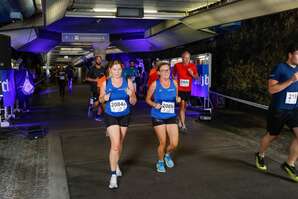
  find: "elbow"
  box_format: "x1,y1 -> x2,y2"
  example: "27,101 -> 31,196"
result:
268,88 -> 277,95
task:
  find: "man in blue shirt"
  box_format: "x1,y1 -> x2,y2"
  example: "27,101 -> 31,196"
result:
123,60 -> 138,91
255,44 -> 298,182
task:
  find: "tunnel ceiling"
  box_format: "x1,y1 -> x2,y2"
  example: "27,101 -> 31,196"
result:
1,0 -> 298,66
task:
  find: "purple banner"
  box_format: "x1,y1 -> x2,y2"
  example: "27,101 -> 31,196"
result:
1,70 -> 16,107
191,64 -> 209,97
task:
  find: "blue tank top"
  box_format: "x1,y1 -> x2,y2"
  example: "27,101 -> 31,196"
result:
105,78 -> 130,117
151,79 -> 177,119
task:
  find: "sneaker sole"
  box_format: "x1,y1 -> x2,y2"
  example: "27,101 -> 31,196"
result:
156,169 -> 166,173
109,185 -> 118,189
156,166 -> 166,173
165,160 -> 174,168
282,165 -> 298,182
255,157 -> 267,172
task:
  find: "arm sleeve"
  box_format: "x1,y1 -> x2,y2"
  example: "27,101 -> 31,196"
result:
269,64 -> 281,81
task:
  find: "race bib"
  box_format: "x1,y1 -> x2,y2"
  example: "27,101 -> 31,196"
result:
110,100 -> 127,112
180,79 -> 189,87
285,92 -> 298,104
160,102 -> 175,114
60,76 -> 65,80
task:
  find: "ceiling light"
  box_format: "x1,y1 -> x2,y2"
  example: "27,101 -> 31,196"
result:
144,10 -> 158,13
93,8 -> 116,12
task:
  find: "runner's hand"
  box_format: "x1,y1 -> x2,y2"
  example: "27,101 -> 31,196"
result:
104,93 -> 111,101
176,96 -> 181,103
126,88 -> 133,97
187,68 -> 194,76
129,97 -> 137,105
291,72 -> 298,82
154,103 -> 161,109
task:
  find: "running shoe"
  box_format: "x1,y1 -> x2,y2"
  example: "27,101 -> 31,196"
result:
164,154 -> 174,168
108,175 -> 118,189
156,161 -> 166,173
116,166 -> 122,177
281,162 -> 298,182
255,152 -> 267,171
95,115 -> 102,121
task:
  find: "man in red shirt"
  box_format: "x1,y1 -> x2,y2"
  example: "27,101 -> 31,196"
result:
173,51 -> 198,132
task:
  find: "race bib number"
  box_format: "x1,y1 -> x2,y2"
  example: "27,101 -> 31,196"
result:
180,79 -> 189,87
110,100 -> 127,113
285,92 -> 298,104
60,76 -> 65,80
160,102 -> 175,114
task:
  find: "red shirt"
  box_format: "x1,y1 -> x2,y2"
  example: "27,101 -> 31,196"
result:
147,67 -> 158,87
173,62 -> 198,92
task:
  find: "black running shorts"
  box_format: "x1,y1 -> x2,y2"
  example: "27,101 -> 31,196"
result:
267,108 -> 298,135
152,117 -> 177,127
178,91 -> 191,101
104,113 -> 130,128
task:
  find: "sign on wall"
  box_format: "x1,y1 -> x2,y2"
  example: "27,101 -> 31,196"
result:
0,69 -> 16,107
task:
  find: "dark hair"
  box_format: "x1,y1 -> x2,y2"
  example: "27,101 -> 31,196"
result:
287,43 -> 298,54
157,62 -> 170,71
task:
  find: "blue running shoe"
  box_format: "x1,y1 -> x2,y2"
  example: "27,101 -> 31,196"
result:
95,115 -> 102,122
156,160 -> 166,173
164,153 -> 174,168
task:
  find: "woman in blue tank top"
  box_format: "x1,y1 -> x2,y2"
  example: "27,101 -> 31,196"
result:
99,60 -> 137,189
146,62 -> 181,173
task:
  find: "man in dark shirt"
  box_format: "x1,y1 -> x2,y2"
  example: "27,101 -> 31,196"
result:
86,55 -> 106,121
255,44 -> 298,182
57,66 -> 66,97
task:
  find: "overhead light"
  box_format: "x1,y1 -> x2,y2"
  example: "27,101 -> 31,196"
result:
144,12 -> 186,19
93,8 -> 116,12
144,10 -> 158,13
65,10 -> 185,19
64,56 -> 69,59
60,47 -> 83,51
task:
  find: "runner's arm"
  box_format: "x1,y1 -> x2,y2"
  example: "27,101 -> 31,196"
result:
146,81 -> 158,108
127,79 -> 137,105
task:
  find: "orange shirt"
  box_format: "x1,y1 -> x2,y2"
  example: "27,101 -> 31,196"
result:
147,67 -> 158,87
97,75 -> 107,88
173,62 -> 198,92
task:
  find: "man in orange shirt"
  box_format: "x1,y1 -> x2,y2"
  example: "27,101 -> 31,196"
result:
147,60 -> 159,87
173,51 -> 199,132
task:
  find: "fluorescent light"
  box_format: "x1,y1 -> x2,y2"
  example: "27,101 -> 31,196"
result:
144,10 -> 158,13
93,8 -> 116,12
60,47 -> 83,51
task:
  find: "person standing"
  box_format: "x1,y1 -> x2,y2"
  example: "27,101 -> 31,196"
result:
146,62 -> 181,173
57,66 -> 67,98
99,60 -> 137,189
173,51 -> 198,132
255,44 -> 298,182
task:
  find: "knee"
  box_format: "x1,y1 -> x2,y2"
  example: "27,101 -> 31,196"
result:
264,133 -> 279,141
111,144 -> 120,152
170,142 -> 178,149
158,141 -> 166,148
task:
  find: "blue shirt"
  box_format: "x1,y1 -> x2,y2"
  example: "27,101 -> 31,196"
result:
105,78 -> 130,117
269,63 -> 298,110
151,79 -> 177,119
123,67 -> 138,83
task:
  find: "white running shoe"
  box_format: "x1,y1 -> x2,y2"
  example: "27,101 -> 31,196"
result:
108,175 -> 118,189
116,166 -> 122,177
